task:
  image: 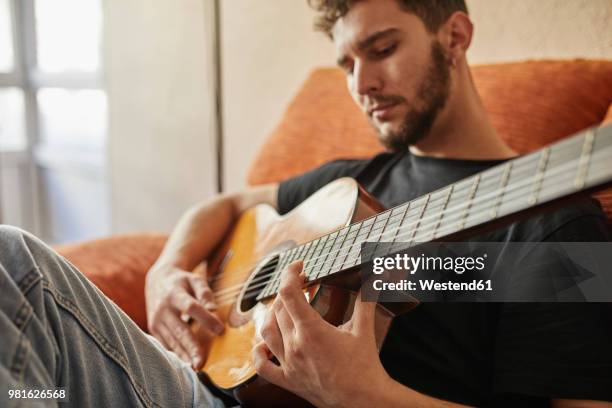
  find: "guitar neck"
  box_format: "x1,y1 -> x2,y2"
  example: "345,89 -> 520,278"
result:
258,124 -> 612,299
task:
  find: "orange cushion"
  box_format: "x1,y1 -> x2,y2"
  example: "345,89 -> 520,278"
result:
247,60 -> 612,224
56,234 -> 167,331
593,104 -> 612,223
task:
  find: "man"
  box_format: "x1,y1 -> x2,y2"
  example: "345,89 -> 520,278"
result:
1,1 -> 610,408
146,0 -> 612,406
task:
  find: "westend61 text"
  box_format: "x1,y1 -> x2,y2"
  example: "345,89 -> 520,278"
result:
373,279 -> 493,292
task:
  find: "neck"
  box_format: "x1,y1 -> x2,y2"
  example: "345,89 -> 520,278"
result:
409,63 -> 517,160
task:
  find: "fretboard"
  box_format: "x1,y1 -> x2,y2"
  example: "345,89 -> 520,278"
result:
258,124 -> 612,299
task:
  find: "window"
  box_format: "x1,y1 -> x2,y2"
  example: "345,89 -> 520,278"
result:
0,0 -> 109,242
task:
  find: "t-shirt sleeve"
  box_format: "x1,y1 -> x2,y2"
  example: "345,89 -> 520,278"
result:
277,159 -> 369,215
493,213 -> 612,401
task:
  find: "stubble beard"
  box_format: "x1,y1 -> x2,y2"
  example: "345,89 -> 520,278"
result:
378,40 -> 452,153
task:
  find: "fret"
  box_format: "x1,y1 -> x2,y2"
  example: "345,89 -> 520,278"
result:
317,225 -> 352,279
490,162 -> 512,219
494,152 -> 540,218
326,223 -> 361,277
356,219 -> 377,265
285,246 -> 299,264
320,226 -> 350,277
316,226 -> 350,279
528,147 -> 550,205
344,243 -> 362,269
409,193 -> 431,245
313,227 -> 347,279
272,243 -> 307,294
356,220 -> 373,239
546,133 -> 583,170
263,249 -> 294,297
301,241 -> 316,279
295,242 -> 307,261
431,185 -> 454,240
414,191 -> 448,243
302,241 -> 314,280
376,209 -> 394,244
306,234 -> 330,280
352,221 -> 373,251
574,129 -> 595,189
358,216 -> 376,242
388,203 -> 411,253
587,126 -> 612,187
320,224 -> 354,276
457,175 -> 480,231
319,230 -> 348,274
368,211 -> 392,242
383,212 -> 406,238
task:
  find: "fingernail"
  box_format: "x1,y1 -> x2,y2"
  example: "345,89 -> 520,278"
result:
192,357 -> 202,369
204,301 -> 218,310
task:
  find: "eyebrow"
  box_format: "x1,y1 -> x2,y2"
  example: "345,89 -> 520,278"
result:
336,28 -> 400,67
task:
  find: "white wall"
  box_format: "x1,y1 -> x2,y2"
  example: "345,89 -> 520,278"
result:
468,0 -> 612,63
105,0 -> 219,233
220,0 -> 612,192
220,0 -> 336,192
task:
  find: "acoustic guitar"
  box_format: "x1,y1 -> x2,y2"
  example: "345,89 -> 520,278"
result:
197,124 -> 612,407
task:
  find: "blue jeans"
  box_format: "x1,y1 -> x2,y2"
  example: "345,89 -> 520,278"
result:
0,225 -> 225,407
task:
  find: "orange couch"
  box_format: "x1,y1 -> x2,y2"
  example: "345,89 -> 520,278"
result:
57,60 -> 612,331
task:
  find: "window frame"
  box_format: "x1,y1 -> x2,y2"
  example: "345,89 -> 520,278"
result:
0,0 -> 105,233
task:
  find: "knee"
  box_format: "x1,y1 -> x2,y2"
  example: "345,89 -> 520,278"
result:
0,226 -> 48,278
0,225 -> 30,248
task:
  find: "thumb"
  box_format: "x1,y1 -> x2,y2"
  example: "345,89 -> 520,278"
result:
350,291 -> 377,337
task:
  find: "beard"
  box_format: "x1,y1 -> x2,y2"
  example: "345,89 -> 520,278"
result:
377,40 -> 452,152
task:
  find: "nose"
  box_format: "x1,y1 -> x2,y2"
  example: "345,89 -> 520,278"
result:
350,61 -> 382,97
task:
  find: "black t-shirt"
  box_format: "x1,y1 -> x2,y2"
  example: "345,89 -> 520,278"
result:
277,151 -> 612,406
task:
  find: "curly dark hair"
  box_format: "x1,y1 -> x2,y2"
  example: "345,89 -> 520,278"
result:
308,0 -> 468,37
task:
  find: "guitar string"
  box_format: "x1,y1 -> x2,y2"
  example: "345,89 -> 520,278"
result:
211,146 -> 610,303
210,148 -> 611,305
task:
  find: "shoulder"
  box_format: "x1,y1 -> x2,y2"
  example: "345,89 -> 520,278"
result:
277,152 -> 397,215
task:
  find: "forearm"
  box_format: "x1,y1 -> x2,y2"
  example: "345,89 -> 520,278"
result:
154,194 -> 237,272
151,183 -> 279,273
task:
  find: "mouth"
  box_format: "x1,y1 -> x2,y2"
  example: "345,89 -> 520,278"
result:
368,102 -> 399,121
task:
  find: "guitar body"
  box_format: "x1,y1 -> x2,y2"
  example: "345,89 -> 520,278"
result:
199,178 -> 395,407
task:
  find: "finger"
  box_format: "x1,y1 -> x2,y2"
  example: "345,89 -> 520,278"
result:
151,326 -> 170,349
274,301 -> 295,340
157,321 -> 192,364
278,261 -> 317,327
253,341 -> 287,388
260,304 -> 285,363
350,291 -> 377,337
189,276 -> 217,310
170,291 -> 224,334
163,313 -> 207,369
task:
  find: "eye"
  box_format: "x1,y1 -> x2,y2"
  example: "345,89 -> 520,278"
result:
372,43 -> 397,59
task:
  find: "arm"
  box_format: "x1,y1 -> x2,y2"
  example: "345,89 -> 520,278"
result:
252,262 -> 612,408
145,183 -> 278,369
151,183 -> 278,271
253,261 -> 471,408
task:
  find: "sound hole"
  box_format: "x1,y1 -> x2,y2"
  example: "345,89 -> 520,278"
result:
239,255 -> 280,312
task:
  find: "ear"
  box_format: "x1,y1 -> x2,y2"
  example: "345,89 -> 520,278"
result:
438,11 -> 473,65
